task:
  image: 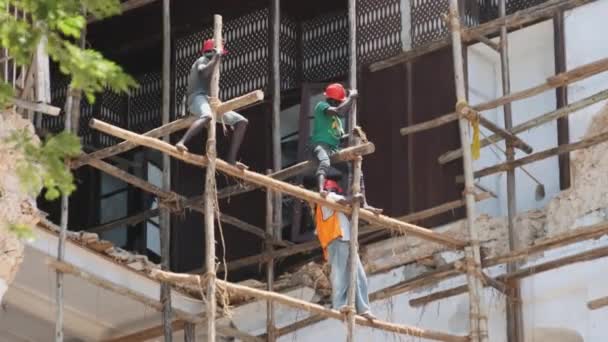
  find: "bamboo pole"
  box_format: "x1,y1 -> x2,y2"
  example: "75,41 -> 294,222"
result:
271,0 -> 282,241
588,296 -> 608,310
410,245 -> 608,307
204,15 -> 222,342
370,0 -> 595,72
497,0 -> 524,339
346,0 -> 359,338
105,321 -> 186,342
400,56 -> 608,137
458,129 -> 608,181
265,171 -> 276,342
448,1 -> 488,341
148,270 -> 469,342
161,0 -> 173,340
184,322 -> 195,342
439,88 -> 608,164
89,119 -> 467,248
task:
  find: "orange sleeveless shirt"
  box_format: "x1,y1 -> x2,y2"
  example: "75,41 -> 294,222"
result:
315,205 -> 343,260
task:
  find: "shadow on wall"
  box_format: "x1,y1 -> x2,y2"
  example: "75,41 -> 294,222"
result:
532,327 -> 583,342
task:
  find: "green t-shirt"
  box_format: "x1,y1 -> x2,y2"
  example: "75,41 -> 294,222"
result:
310,101 -> 344,150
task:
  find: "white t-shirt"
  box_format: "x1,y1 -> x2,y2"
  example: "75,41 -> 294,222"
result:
319,192 -> 351,241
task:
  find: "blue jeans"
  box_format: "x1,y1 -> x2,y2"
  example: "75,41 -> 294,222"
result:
327,239 -> 371,314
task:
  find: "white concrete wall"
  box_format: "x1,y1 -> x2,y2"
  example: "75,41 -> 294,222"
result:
467,20 -> 560,218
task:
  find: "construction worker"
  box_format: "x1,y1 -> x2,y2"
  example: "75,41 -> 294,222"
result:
309,83 -> 381,213
176,39 -> 248,166
315,179 -> 375,320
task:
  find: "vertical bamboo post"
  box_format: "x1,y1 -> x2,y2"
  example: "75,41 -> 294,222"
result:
265,170 -> 276,342
161,0 -> 173,340
498,0 -> 523,340
184,323 -> 195,342
204,14 -> 222,342
447,1 -> 488,342
346,0 -> 360,340
271,0 -> 283,239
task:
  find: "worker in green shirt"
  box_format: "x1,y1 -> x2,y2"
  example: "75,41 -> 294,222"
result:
310,83 -> 381,214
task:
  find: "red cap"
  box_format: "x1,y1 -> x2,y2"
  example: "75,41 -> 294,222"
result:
324,179 -> 343,194
324,83 -> 346,102
201,39 -> 228,55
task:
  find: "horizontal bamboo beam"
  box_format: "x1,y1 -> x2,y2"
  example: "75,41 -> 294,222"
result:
72,116 -> 197,169
370,0 -> 595,72
89,119 -> 467,249
458,129 -> 608,181
400,56 -> 608,136
149,269 -> 469,342
588,296 -> 608,310
214,90 -> 264,115
10,97 -> 61,116
104,321 -> 187,342
439,88 -> 608,164
410,244 -> 608,307
87,158 -> 288,248
478,115 -> 533,154
217,142 -> 375,199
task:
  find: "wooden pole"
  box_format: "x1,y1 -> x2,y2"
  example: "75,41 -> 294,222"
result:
448,1 -> 488,341
400,56 -> 608,137
554,9 -> 571,190
105,321 -> 186,342
346,0 -> 359,339
370,0 -> 595,72
184,322 -> 195,342
410,245 -> 608,307
588,296 -> 608,310
271,0 -> 283,240
458,129 -> 608,180
204,15 -> 222,342
438,88 -> 608,164
148,270 -> 469,342
265,171 -> 276,342
498,0 -> 524,339
161,0 -> 173,340
90,118 -> 467,248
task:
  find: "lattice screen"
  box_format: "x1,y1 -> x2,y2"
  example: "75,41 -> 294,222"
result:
357,0 -> 403,65
411,0 -> 450,48
129,72 -> 162,134
175,9 -> 299,114
97,89 -> 127,147
477,0 -> 548,23
302,11 -> 349,82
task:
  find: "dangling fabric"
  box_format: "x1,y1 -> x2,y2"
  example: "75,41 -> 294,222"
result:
315,206 -> 343,261
470,113 -> 480,160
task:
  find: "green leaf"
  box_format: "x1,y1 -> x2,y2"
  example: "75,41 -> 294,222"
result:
8,223 -> 35,241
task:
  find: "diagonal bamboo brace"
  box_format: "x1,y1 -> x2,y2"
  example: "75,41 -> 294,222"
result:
89,118 -> 467,249
214,90 -> 264,116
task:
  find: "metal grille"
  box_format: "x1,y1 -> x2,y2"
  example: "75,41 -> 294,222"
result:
280,16 -> 299,91
358,0 -> 403,65
97,90 -> 127,147
411,0 -> 450,48
302,11 -> 349,82
129,72 -> 162,134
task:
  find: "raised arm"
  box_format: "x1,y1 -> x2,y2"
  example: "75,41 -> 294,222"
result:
197,49 -> 222,76
325,89 -> 358,116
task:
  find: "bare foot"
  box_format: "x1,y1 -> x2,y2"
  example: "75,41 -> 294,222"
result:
359,311 -> 376,320
176,142 -> 188,152
235,162 -> 248,170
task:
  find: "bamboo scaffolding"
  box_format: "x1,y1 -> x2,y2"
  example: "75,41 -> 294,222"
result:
439,88 -> 608,164
89,119 -> 467,248
400,56 -> 608,137
457,129 -> 608,181
447,0 -> 488,340
148,269 -> 469,342
10,97 -> 61,116
217,142 -> 375,199
370,0 -> 595,72
207,191 -> 491,275
105,321 -> 186,342
48,260 -> 262,342
410,245 -> 608,307
87,158 -> 288,249
588,296 -> 608,310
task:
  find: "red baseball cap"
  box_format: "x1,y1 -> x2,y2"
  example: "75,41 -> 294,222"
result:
201,39 -> 228,55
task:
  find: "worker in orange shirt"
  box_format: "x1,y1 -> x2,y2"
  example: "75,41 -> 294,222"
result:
315,179 -> 375,320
